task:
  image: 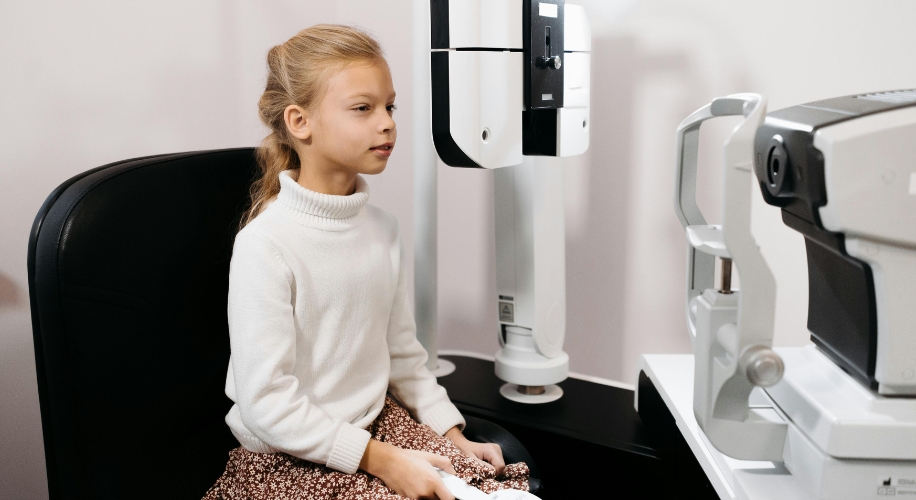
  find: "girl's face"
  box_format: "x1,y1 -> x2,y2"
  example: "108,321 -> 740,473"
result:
308,59 -> 397,177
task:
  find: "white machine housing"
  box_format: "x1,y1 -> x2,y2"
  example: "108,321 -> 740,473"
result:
814,107 -> 916,394
493,157 -> 569,400
430,0 -> 591,169
429,0 -> 591,402
760,91 -> 916,499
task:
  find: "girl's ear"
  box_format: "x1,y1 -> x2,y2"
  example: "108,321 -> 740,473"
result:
284,105 -> 312,141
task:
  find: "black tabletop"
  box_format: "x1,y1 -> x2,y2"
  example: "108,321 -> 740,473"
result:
437,355 -> 659,459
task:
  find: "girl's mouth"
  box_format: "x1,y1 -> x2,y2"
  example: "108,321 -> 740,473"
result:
370,143 -> 394,158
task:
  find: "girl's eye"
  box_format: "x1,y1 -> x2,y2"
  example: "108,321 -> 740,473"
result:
387,104 -> 397,113
356,105 -> 370,112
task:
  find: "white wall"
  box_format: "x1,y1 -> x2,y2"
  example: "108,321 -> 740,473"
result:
439,0 -> 916,383
561,0 -> 916,381
0,1 -> 413,497
3,0 -> 916,497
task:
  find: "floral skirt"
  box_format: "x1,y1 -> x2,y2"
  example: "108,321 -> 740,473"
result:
203,397 -> 529,499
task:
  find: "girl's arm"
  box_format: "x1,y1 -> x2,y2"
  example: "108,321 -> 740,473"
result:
385,223 -> 504,473
360,439 -> 456,500
228,229 -> 370,474
385,232 -> 465,436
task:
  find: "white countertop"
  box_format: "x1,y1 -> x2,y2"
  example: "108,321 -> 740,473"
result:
637,354 -> 808,500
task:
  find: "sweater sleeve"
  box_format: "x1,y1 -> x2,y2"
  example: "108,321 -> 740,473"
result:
385,230 -> 466,436
228,229 -> 371,474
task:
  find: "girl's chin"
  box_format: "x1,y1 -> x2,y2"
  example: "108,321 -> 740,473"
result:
360,160 -> 388,175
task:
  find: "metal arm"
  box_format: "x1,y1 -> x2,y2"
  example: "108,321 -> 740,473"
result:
674,103 -> 715,342
674,94 -> 788,462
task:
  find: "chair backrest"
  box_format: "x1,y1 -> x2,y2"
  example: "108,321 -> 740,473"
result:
28,149 -> 259,499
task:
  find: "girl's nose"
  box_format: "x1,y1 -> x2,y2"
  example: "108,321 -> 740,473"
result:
379,111 -> 395,133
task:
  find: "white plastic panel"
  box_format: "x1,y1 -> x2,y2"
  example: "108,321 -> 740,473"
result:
564,4 -> 591,52
557,107 -> 589,157
531,158 -> 566,357
448,0 -> 522,49
814,106 -> 916,395
496,164 -> 535,331
846,237 -> 916,395
448,50 -> 523,169
685,225 -> 730,258
494,158 -> 567,358
562,52 -> 590,107
767,346 -> 916,459
782,422 -> 916,500
494,167 -> 518,306
814,106 -> 916,247
557,53 -> 590,157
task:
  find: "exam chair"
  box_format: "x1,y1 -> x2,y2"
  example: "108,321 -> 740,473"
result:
27,149 -> 541,499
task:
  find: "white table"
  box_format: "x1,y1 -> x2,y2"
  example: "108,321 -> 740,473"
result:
637,354 -> 809,500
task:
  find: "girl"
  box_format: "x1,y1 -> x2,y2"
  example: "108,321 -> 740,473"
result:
204,25 -> 530,500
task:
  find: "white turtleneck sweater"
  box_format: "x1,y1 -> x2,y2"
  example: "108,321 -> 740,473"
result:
224,169 -> 464,475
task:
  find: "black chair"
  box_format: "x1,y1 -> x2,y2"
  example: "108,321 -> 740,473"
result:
27,149 -> 540,499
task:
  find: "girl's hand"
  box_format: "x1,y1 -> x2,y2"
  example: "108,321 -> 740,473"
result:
360,439 -> 456,500
445,427 -> 506,475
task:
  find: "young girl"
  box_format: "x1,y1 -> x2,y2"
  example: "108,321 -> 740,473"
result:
204,25 -> 529,500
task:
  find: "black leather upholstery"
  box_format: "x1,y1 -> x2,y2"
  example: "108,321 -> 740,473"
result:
29,149 -> 257,499
28,148 -> 540,499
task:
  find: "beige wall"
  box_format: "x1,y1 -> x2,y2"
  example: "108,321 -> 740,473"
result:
3,0 -> 916,497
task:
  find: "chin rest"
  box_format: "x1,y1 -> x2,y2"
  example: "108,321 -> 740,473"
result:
28,149 -> 542,499
461,414 -> 542,495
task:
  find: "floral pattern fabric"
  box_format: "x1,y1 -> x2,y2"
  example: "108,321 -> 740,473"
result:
203,397 -> 529,499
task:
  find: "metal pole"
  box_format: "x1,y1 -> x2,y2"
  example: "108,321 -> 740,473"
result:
412,0 -> 443,373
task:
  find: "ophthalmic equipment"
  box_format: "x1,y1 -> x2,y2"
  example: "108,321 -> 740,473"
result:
644,90 -> 916,499
429,0 -> 591,403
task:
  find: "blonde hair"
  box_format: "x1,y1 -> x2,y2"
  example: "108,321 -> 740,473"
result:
243,24 -> 384,227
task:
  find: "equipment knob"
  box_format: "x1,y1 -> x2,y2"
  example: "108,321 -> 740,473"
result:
536,55 -> 562,70
741,345 -> 784,387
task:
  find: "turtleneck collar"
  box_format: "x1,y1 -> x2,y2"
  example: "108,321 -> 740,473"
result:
275,169 -> 370,231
